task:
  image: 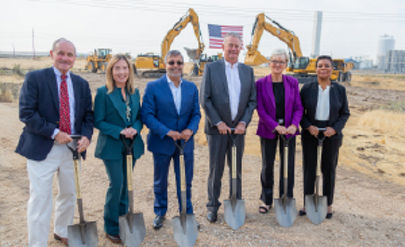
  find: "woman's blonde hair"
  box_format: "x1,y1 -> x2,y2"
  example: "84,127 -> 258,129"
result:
105,54 -> 135,94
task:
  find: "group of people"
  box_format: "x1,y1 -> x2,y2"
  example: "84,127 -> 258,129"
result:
16,33 -> 349,246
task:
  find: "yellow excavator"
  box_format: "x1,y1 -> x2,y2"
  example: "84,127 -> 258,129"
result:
85,48 -> 112,73
134,8 -> 207,77
245,13 -> 352,83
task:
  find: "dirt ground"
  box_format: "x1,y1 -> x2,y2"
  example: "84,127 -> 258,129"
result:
1,61 -> 405,246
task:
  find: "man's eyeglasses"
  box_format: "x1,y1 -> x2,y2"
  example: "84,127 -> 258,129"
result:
167,61 -> 184,66
270,60 -> 286,65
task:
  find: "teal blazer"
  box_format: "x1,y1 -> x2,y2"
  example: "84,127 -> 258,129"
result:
94,86 -> 144,160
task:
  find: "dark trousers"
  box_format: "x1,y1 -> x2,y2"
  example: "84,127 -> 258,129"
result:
103,157 -> 133,235
206,134 -> 244,212
260,136 -> 296,206
153,150 -> 194,216
301,130 -> 342,206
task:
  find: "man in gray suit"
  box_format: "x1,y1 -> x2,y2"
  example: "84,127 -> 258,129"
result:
200,32 -> 256,222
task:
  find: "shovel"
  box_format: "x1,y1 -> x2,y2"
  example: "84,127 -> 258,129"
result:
172,141 -> 198,247
119,134 -> 146,247
67,135 -> 98,247
274,134 -> 297,227
224,129 -> 245,230
305,128 -> 328,225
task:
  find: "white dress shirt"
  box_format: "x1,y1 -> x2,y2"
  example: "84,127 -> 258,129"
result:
315,84 -> 330,121
52,67 -> 76,137
167,75 -> 182,115
224,60 -> 241,121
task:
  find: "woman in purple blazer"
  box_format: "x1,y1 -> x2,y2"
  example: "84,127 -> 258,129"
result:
256,49 -> 303,213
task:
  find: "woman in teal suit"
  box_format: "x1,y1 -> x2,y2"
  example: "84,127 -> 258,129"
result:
94,54 -> 144,243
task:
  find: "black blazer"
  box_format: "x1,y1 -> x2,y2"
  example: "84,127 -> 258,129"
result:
300,80 -> 350,137
16,67 -> 94,161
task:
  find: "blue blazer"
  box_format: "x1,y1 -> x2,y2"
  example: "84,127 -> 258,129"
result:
16,67 -> 94,161
94,86 -> 144,160
141,76 -> 201,155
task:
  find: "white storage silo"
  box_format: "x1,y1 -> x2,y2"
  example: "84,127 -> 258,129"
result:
377,34 -> 395,70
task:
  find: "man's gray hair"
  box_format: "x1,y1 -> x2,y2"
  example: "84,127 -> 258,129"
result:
223,32 -> 242,42
165,50 -> 184,63
270,49 -> 289,62
52,38 -> 76,55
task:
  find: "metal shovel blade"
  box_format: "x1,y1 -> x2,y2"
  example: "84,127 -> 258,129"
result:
172,214 -> 198,247
223,199 -> 245,230
119,212 -> 146,247
67,221 -> 98,247
305,195 -> 327,225
274,198 -> 297,228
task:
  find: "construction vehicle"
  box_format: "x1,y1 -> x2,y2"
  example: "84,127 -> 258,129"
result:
245,13 -> 352,83
86,48 -> 112,73
134,8 -> 205,77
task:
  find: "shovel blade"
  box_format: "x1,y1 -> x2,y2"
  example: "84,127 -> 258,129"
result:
119,212 -> 146,247
274,198 -> 297,227
172,214 -> 198,247
67,221 -> 98,247
305,195 -> 327,225
223,199 -> 245,230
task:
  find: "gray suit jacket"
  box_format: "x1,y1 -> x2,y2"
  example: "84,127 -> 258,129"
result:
200,59 -> 257,135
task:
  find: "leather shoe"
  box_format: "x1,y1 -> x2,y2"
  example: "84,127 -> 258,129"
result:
54,233 -> 68,246
153,215 -> 165,230
207,211 -> 217,223
106,233 -> 122,244
326,212 -> 333,219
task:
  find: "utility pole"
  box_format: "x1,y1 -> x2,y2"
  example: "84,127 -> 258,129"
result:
32,28 -> 36,59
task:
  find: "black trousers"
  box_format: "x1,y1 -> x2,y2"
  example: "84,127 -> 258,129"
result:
301,130 -> 342,206
260,136 -> 296,206
206,134 -> 244,212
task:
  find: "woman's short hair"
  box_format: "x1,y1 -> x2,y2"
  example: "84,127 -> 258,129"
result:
106,54 -> 135,94
270,49 -> 289,62
316,55 -> 333,67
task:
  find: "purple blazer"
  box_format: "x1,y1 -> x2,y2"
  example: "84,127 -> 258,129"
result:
256,74 -> 303,139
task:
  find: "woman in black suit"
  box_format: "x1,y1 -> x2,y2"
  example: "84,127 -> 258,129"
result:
299,55 -> 350,219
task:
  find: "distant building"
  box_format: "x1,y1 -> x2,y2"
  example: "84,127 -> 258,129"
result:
385,50 -> 405,73
377,34 -> 395,70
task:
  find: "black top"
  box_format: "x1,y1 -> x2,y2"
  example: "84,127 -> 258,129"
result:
272,82 -> 285,121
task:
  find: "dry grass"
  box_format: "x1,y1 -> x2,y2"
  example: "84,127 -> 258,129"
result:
351,74 -> 405,91
0,57 -> 88,73
341,109 -> 405,186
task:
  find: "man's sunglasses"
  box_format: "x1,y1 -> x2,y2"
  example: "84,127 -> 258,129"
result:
167,61 -> 184,65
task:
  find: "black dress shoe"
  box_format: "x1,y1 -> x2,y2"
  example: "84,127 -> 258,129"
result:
153,215 -> 165,230
298,209 -> 306,216
207,211 -> 217,223
326,212 -> 333,219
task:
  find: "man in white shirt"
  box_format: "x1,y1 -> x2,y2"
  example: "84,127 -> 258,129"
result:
16,38 -> 93,246
141,50 -> 201,230
200,33 -> 257,222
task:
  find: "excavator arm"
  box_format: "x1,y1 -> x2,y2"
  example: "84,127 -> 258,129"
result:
245,13 -> 303,66
161,8 -> 205,64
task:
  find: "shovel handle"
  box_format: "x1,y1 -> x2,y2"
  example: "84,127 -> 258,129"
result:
231,145 -> 237,179
126,154 -> 133,192
73,159 -> 81,199
180,152 -> 186,192
73,159 -> 86,223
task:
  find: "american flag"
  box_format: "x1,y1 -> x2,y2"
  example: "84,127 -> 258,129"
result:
208,24 -> 243,49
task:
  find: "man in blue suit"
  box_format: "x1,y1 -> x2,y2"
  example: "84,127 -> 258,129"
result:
141,50 -> 201,230
16,38 -> 93,246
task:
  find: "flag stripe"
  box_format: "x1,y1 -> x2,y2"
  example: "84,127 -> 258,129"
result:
208,24 -> 243,50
